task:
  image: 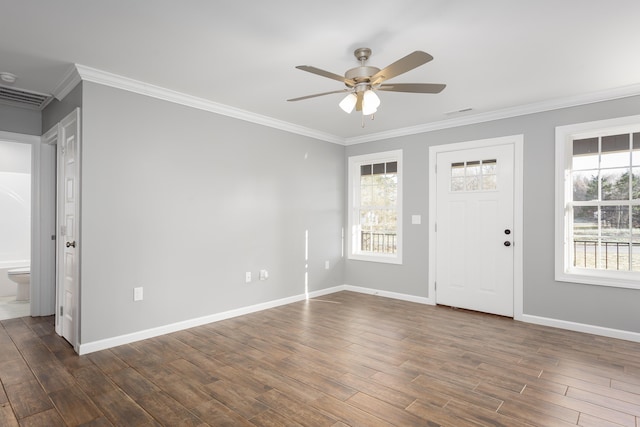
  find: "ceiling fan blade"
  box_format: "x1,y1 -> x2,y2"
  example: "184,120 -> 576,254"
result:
287,89 -> 350,102
371,51 -> 434,84
355,91 -> 364,111
295,65 -> 355,85
377,83 -> 446,94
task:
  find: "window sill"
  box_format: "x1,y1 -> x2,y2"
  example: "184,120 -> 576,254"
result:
556,269 -> 640,290
349,253 -> 403,265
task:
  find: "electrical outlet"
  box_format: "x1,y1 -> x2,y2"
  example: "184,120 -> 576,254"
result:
245,272 -> 252,283
325,260 -> 330,269
133,287 -> 143,301
259,269 -> 268,280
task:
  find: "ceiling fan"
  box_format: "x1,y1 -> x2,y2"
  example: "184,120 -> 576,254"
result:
287,47 -> 446,117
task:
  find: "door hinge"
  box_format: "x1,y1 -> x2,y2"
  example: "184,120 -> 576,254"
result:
434,281 -> 437,290
435,222 -> 437,232
59,306 -> 63,316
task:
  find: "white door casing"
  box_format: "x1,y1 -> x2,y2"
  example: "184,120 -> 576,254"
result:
55,108 -> 81,350
428,135 -> 524,319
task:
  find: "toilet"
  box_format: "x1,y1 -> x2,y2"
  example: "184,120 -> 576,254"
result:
7,267 -> 30,302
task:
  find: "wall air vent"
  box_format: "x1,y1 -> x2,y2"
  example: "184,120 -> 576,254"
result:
0,84 -> 53,110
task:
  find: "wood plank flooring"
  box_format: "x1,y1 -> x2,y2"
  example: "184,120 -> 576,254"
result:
1,291 -> 640,426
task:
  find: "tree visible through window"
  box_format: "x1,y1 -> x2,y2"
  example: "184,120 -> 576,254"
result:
571,133 -> 640,271
359,161 -> 398,254
348,150 -> 402,264
556,116 -> 640,289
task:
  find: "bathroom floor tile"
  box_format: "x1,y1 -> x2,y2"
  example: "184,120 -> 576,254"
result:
0,296 -> 30,321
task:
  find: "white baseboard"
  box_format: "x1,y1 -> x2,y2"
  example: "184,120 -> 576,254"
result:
78,286 -> 344,355
77,285 -> 428,355
521,314 -> 640,343
78,285 -> 638,354
342,284 -> 434,305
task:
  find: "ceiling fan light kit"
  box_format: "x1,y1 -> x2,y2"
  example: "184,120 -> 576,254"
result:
339,93 -> 357,113
288,47 -> 445,124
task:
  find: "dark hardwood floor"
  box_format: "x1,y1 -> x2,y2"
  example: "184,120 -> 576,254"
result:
1,291 -> 639,426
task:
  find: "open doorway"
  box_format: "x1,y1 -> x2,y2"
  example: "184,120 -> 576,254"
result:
0,138 -> 32,320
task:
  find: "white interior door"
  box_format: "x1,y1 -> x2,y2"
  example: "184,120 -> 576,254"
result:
56,108 -> 80,348
435,143 -> 514,316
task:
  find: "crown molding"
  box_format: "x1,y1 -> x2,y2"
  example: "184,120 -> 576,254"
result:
74,64 -> 344,145
68,64 -> 640,146
345,83 -> 640,145
52,64 -> 82,101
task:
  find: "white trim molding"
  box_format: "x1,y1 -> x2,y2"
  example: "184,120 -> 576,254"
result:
342,285 -> 433,305
522,314 -> 640,343
77,284 -> 432,355
74,64 -> 343,145
52,64 -> 82,101
55,65 -> 640,147
345,83 -> 640,145
78,286 -> 344,355
78,283 -> 640,355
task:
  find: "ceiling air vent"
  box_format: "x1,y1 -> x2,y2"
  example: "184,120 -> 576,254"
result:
0,84 -> 53,110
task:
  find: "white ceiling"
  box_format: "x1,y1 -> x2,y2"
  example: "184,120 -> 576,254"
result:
2,0 -> 640,142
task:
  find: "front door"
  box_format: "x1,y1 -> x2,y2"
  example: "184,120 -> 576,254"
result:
56,108 -> 80,348
435,143 -> 514,316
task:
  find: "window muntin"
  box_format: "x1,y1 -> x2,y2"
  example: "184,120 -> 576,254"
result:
450,159 -> 497,191
556,116 -> 640,288
348,150 -> 402,264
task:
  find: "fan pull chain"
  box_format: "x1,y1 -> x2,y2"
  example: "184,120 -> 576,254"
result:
361,113 -> 376,128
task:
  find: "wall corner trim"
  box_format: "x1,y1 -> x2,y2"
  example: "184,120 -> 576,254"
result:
52,64 -> 82,101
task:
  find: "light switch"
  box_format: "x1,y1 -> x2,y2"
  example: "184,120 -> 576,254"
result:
411,215 -> 422,225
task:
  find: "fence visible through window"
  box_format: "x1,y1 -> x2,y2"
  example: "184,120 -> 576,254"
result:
361,232 -> 396,254
573,240 -> 640,270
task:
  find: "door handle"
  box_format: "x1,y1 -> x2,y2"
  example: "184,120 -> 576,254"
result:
504,241 -> 511,247
66,241 -> 76,248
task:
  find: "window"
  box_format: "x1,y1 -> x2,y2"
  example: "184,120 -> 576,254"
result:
556,115 -> 640,289
450,159 -> 497,192
348,150 -> 402,264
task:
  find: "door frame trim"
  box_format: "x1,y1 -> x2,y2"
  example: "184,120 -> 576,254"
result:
428,134 -> 524,320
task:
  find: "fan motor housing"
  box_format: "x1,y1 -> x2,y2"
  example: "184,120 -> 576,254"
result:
345,66 -> 380,85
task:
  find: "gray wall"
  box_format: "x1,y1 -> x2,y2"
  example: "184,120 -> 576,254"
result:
0,104 -> 41,135
80,82 -> 344,343
345,95 -> 640,333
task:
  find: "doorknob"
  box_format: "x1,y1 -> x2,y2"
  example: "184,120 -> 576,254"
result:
504,241 -> 511,247
66,241 -> 76,248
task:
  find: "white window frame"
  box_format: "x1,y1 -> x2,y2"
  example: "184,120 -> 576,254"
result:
348,150 -> 403,264
555,114 -> 640,289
